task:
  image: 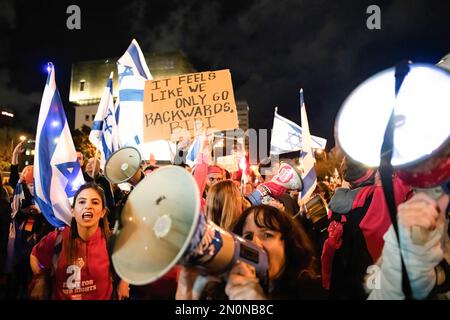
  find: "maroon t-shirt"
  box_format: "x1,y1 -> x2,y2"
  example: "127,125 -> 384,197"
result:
32,227 -> 113,300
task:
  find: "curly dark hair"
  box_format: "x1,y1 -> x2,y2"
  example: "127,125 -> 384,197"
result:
233,205 -> 323,299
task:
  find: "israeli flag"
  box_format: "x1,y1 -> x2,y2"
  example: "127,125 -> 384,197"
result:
299,89 -> 317,201
116,39 -> 152,148
186,137 -> 201,163
11,183 -> 25,219
34,63 -> 85,227
270,109 -> 327,155
89,72 -> 120,170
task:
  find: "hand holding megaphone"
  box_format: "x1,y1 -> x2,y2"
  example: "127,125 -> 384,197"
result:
225,261 -> 266,300
398,192 -> 446,245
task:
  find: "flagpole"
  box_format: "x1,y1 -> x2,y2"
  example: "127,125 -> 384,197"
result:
299,88 -> 304,121
299,87 -> 304,159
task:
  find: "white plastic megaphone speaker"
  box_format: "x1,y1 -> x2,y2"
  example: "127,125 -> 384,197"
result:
111,165 -> 268,286
335,63 -> 450,188
104,146 -> 144,186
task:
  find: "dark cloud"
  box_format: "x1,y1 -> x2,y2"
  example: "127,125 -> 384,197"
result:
0,0 -> 449,145
126,0 -> 450,146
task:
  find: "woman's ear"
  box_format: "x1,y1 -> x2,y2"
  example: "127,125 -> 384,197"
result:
101,208 -> 107,218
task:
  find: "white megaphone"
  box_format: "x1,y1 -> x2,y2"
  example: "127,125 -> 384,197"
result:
334,63 -> 450,184
111,165 -> 268,286
335,63 -> 450,245
104,146 -> 144,186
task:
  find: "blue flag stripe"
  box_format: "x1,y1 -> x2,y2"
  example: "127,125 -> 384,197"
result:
92,120 -> 103,131
128,43 -> 148,79
102,135 -> 112,160
187,138 -> 200,162
119,89 -> 144,102
115,103 -> 120,124
107,78 -> 113,94
301,167 -> 317,198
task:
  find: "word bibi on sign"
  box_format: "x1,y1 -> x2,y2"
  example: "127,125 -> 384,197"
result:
143,69 -> 239,142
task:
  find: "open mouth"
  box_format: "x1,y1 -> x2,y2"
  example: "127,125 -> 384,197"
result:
82,212 -> 94,221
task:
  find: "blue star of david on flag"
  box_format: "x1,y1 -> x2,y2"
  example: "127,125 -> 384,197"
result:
285,132 -> 302,150
270,108 -> 327,155
103,109 -> 114,134
55,161 -> 82,198
118,66 -> 134,82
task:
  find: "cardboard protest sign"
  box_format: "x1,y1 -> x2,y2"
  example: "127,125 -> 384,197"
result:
143,70 -> 239,142
216,154 -> 238,173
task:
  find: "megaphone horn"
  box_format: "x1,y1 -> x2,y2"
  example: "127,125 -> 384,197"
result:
111,165 -> 268,287
104,146 -> 144,186
303,194 -> 329,233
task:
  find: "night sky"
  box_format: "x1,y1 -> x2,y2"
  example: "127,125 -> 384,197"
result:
1,0 -> 449,148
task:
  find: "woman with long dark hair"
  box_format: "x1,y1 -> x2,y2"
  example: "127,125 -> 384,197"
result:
226,205 -> 326,299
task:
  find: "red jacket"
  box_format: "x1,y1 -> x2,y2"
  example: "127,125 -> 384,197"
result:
32,227 -> 113,300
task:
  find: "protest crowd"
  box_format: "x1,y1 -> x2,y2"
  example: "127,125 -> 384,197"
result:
0,40 -> 448,301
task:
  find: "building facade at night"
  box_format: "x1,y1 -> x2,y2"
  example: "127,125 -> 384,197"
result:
70,52 -> 197,129
69,52 -> 250,132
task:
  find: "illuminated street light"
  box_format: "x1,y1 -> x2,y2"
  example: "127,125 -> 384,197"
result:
19,136 -> 27,142
1,111 -> 14,118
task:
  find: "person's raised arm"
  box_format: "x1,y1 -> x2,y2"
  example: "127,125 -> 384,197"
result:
193,133 -> 211,199
10,141 -> 25,188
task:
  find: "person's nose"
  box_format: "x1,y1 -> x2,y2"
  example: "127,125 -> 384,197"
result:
252,235 -> 263,248
84,200 -> 94,209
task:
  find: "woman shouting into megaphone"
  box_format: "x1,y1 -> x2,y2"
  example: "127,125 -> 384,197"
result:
177,205 -> 326,300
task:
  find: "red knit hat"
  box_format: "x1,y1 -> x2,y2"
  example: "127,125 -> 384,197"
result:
208,165 -> 224,175
21,165 -> 34,184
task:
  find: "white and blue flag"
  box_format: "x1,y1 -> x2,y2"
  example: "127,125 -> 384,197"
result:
89,72 -> 119,170
116,39 -> 176,162
270,108 -> 327,155
34,63 -> 85,227
299,89 -> 317,201
116,39 -> 152,148
186,137 -> 201,163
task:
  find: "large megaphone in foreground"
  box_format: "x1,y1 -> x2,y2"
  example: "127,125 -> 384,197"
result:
335,63 -> 450,188
335,62 -> 450,245
104,146 -> 144,186
111,165 -> 268,286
